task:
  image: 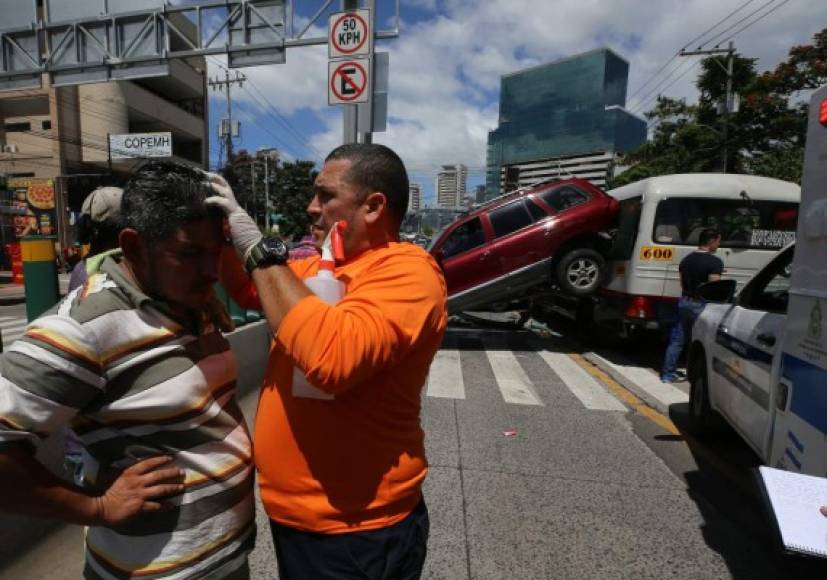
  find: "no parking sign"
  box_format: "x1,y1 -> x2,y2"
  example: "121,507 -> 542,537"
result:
328,58 -> 371,105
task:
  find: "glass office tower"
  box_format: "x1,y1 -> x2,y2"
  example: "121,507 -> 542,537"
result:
486,48 -> 646,197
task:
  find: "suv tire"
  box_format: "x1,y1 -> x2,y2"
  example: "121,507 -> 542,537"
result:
556,248 -> 606,296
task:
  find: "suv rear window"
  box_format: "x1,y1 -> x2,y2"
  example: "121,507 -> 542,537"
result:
441,217 -> 485,259
653,198 -> 798,249
539,186 -> 590,212
489,201 -> 533,238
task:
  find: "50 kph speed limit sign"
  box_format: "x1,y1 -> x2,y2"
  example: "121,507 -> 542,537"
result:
329,9 -> 371,58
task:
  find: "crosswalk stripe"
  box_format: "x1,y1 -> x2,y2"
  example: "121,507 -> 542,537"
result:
483,345 -> 544,406
589,353 -> 688,406
529,342 -> 626,411
426,349 -> 465,399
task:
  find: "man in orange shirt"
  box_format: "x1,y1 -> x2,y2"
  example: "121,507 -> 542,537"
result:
207,144 -> 447,579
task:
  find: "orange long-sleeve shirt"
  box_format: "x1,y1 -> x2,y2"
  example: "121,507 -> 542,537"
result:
223,242 -> 447,533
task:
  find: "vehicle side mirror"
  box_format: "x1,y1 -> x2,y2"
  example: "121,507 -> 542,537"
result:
434,249 -> 445,263
696,279 -> 737,303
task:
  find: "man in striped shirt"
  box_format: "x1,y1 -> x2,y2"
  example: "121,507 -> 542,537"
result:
0,161 -> 255,579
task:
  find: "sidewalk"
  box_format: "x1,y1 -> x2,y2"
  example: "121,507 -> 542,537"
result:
0,274 -> 70,305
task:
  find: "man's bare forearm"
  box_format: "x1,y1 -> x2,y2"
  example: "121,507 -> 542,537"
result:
251,264 -> 314,333
0,446 -> 99,525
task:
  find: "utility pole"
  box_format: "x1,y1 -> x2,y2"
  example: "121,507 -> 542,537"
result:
263,154 -> 270,232
679,41 -> 735,173
257,147 -> 278,232
342,0 -> 359,145
250,157 -> 256,223
208,69 -> 246,166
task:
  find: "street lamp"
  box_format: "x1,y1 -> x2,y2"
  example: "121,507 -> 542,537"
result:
256,148 -> 279,231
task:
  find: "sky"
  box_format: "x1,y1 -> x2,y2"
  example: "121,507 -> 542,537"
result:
205,0 -> 822,206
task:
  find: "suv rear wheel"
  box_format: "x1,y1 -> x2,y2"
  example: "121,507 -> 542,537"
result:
555,248 -> 606,296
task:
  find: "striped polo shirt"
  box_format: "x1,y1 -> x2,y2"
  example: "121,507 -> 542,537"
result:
0,255 -> 254,579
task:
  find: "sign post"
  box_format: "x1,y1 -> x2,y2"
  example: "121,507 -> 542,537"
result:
329,3 -> 375,144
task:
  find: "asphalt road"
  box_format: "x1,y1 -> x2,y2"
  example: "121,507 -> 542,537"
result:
1,313 -> 826,579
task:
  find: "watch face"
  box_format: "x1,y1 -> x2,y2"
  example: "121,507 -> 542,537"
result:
263,237 -> 287,259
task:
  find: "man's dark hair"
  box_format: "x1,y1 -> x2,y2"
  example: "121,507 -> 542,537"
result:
325,143 -> 409,223
121,161 -> 222,241
699,228 -> 721,247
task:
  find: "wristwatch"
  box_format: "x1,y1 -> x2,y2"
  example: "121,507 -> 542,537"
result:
244,236 -> 288,273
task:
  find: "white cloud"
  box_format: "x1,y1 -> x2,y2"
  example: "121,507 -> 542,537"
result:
221,0 -> 823,194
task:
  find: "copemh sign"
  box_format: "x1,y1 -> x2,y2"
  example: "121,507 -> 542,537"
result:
109,132 -> 173,160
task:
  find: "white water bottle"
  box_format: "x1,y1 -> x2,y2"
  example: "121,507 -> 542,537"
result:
292,221 -> 347,400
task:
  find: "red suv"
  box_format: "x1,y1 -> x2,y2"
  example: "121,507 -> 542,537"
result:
429,178 -> 619,313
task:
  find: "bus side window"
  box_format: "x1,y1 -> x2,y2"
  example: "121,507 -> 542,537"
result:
609,196 -> 643,260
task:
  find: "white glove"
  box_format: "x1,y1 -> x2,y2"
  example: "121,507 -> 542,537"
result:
203,171 -> 262,260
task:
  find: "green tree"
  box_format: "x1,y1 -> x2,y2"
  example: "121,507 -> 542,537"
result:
220,153 -> 317,240
271,160 -> 316,240
612,27 -> 827,188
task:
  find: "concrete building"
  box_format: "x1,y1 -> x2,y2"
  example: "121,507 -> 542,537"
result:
435,163 -> 467,209
0,19 -> 208,247
485,48 -> 646,199
408,183 -> 422,213
402,207 -> 462,236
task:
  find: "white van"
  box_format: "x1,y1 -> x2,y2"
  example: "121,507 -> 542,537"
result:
584,173 -> 800,336
688,84 -> 827,475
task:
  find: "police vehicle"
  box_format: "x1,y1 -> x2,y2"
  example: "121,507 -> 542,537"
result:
687,85 -> 827,476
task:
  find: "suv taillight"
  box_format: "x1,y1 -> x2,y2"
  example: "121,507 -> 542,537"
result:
625,296 -> 655,319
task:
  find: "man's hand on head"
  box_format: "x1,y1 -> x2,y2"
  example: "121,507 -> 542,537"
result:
92,456 -> 185,527
202,171 -> 262,261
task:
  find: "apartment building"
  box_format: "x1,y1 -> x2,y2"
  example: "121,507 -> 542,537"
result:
0,10 -> 209,247
408,183 -> 422,213
435,164 -> 467,209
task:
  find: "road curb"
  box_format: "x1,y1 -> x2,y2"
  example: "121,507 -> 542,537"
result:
582,351 -> 677,416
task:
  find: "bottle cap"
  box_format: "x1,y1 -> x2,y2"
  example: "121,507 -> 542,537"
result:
331,221 -> 347,262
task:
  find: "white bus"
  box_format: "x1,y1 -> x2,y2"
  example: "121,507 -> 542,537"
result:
580,173 -> 800,337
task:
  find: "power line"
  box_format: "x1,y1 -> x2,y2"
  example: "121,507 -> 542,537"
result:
681,0 -> 757,50
635,60 -> 702,122
628,0 -> 757,101
206,56 -> 322,163
238,84 -> 322,160
630,58 -> 700,115
699,0 -> 781,48
719,0 -> 793,45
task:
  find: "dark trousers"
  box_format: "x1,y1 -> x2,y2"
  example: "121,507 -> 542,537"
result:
270,499 -> 429,580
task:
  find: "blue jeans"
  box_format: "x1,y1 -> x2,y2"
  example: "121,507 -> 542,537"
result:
661,297 -> 705,379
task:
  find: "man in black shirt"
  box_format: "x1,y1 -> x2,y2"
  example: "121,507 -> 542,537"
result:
661,229 -> 724,382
